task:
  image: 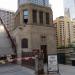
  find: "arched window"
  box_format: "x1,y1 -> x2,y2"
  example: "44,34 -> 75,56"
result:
21,38 -> 28,48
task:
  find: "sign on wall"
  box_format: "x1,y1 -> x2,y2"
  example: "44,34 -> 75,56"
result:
47,55 -> 58,72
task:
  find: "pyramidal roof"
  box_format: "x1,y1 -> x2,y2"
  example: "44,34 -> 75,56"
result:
0,18 -> 14,56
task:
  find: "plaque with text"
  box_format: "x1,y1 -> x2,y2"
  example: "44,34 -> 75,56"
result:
48,55 -> 58,72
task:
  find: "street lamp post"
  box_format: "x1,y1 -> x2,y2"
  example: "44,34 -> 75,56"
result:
35,50 -> 44,75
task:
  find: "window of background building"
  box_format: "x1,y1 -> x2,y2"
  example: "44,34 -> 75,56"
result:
32,9 -> 37,23
67,22 -> 71,44
21,38 -> 28,48
54,23 -> 57,27
67,22 -> 70,34
46,12 -> 49,24
39,11 -> 43,24
23,10 -> 29,24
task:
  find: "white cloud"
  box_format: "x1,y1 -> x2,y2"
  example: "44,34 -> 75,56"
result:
0,0 -> 18,12
0,0 -> 64,19
49,0 -> 64,19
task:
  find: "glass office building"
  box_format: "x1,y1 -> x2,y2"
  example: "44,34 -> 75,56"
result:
18,0 -> 49,7
64,0 -> 75,19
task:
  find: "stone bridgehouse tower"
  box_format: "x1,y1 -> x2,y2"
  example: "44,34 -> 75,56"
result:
12,0 -> 56,64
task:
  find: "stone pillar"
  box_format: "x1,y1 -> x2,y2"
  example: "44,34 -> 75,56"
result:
20,10 -> 23,26
43,12 -> 46,26
16,33 -> 22,65
29,7 -> 33,25
37,11 -> 39,24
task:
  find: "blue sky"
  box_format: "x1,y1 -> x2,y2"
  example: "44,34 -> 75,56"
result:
0,0 -> 64,19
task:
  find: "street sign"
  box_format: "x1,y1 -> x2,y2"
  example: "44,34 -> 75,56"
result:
47,54 -> 58,73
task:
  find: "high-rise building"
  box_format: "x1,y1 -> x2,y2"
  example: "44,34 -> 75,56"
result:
54,16 -> 75,65
71,19 -> 75,45
54,16 -> 72,48
18,0 -> 49,7
64,0 -> 75,19
0,9 -> 15,32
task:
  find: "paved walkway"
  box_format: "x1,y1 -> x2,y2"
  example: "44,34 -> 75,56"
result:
0,64 -> 75,75
0,64 -> 35,75
59,64 -> 75,75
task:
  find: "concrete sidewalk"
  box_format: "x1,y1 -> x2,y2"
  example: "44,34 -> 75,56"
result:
0,64 -> 75,75
0,64 -> 59,75
0,64 -> 35,75
37,73 -> 59,75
